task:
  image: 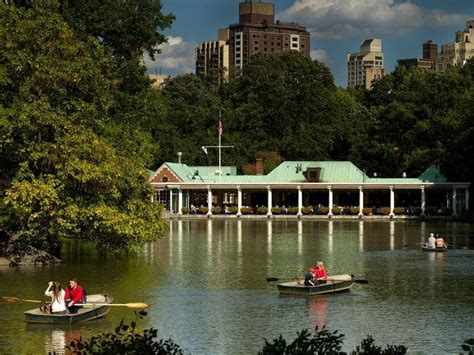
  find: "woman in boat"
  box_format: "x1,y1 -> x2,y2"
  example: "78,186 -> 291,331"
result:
314,261 -> 328,284
44,281 -> 67,314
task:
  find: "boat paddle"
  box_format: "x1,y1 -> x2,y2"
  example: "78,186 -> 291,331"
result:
75,302 -> 149,309
2,296 -> 43,303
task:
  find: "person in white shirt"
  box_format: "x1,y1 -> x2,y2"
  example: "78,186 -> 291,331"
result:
427,233 -> 436,248
44,281 -> 67,314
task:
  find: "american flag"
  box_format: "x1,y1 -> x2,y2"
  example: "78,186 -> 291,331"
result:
218,121 -> 223,136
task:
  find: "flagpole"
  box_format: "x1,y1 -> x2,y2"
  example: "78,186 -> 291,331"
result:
218,112 -> 222,182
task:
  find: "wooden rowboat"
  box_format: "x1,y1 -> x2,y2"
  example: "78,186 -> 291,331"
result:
422,243 -> 447,252
24,294 -> 113,324
277,274 -> 354,296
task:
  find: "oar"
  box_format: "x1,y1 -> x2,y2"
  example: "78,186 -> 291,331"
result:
2,296 -> 44,303
75,302 -> 148,309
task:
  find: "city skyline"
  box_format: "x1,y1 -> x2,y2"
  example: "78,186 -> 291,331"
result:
145,0 -> 474,86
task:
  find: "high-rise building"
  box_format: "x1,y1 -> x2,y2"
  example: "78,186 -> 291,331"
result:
397,40 -> 437,70
196,0 -> 310,80
437,20 -> 474,70
195,39 -> 230,84
347,39 -> 384,89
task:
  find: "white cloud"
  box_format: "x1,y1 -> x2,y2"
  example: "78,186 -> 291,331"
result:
310,49 -> 331,64
280,0 -> 466,40
144,36 -> 196,75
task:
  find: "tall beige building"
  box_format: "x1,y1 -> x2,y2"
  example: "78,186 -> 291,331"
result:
437,20 -> 474,70
195,39 -> 230,83
347,39 -> 384,89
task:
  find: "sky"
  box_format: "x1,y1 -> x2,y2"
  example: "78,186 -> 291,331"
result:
145,0 -> 474,87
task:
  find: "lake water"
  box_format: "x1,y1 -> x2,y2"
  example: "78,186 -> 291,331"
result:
0,219 -> 473,354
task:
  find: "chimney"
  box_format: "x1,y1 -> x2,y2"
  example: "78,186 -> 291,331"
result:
177,152 -> 182,164
256,158 -> 264,175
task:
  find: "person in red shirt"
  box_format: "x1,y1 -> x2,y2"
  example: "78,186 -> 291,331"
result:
314,261 -> 328,284
64,278 -> 85,313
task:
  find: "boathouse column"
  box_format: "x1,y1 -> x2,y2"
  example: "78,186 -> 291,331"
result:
358,186 -> 364,217
169,187 -> 174,213
236,186 -> 242,216
297,186 -> 302,217
207,185 -> 213,216
267,185 -> 272,216
466,188 -> 470,212
452,187 -> 457,216
389,186 -> 395,217
328,186 -> 333,217
177,187 -> 183,216
420,186 -> 426,216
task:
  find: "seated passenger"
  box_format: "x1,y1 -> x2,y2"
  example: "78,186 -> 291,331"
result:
427,233 -> 436,248
314,261 -> 328,284
44,281 -> 67,314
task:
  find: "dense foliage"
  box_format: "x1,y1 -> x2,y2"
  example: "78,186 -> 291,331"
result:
0,0 -> 172,259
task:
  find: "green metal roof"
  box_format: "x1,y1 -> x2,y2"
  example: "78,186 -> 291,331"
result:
160,161 -> 451,184
418,165 -> 447,183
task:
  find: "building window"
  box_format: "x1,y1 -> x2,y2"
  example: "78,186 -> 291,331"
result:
292,43 -> 298,48
253,40 -> 259,45
236,41 -> 240,45
254,47 -> 259,51
162,176 -> 168,182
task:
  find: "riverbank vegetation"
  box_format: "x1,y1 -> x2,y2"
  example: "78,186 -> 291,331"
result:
0,1 -> 173,262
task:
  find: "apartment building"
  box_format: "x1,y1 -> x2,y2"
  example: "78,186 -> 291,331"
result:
196,1 -> 310,80
437,20 -> 474,70
347,39 -> 384,89
195,40 -> 230,83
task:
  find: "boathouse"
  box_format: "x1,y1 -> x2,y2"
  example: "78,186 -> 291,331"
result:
149,161 -> 470,217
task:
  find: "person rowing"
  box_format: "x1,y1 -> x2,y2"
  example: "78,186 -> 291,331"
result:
435,234 -> 447,249
65,278 -> 86,314
427,233 -> 436,248
314,261 -> 328,284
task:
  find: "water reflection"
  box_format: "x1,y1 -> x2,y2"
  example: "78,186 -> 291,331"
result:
308,297 -> 328,330
267,220 -> 272,255
207,219 -> 213,267
177,220 -> 183,267
25,326 -> 83,355
358,221 -> 364,252
389,221 -> 395,251
297,220 -> 303,255
237,220 -> 242,255
328,221 -> 333,254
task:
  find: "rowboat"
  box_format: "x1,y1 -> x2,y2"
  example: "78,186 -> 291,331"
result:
24,294 -> 113,324
277,274 -> 354,296
421,244 -> 447,252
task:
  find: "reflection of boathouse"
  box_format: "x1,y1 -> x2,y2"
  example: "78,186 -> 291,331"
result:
149,161 -> 470,217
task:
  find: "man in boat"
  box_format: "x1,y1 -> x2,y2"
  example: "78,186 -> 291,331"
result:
435,234 -> 447,248
304,268 -> 316,286
314,261 -> 328,284
64,278 -> 86,314
427,233 -> 436,248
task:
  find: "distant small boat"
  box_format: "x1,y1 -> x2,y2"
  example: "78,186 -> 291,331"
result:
24,294 -> 113,324
277,274 -> 353,296
422,244 -> 447,252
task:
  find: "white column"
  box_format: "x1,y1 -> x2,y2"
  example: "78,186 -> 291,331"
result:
207,185 -> 213,216
236,186 -> 242,216
177,187 -> 183,216
420,186 -> 426,216
297,186 -> 302,217
452,187 -> 457,216
169,188 -> 174,213
267,185 -> 272,216
328,186 -> 333,216
358,186 -> 364,217
446,192 -> 451,208
389,186 -> 395,217
466,188 -> 470,212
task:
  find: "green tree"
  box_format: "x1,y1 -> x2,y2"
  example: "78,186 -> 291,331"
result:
0,1 -> 166,259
